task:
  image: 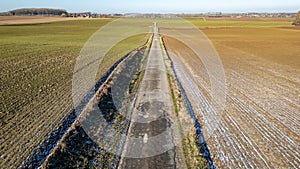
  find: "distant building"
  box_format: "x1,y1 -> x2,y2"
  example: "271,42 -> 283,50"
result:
207,12 -> 222,18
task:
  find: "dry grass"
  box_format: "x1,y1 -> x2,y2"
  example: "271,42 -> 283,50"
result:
162,36 -> 209,169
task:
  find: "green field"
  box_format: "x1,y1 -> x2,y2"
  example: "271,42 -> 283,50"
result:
0,19 -> 149,168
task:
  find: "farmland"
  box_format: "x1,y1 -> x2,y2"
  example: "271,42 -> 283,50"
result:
163,18 -> 300,168
0,16 -> 74,25
0,15 -> 299,169
41,45 -> 149,168
0,18 -> 149,168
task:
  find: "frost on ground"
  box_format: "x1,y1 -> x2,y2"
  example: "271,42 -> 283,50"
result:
163,35 -> 300,169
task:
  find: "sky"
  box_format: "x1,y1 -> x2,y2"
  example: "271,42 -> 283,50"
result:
0,0 -> 299,13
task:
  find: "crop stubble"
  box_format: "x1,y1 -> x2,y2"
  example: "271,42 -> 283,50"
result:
162,24 -> 299,168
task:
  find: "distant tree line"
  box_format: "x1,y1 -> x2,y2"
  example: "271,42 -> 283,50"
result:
293,11 -> 300,26
7,8 -> 67,16
0,12 -> 11,16
0,8 -> 114,18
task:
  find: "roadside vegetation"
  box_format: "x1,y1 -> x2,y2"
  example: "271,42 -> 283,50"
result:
166,69 -> 209,169
161,37 -> 209,168
293,11 -> 300,26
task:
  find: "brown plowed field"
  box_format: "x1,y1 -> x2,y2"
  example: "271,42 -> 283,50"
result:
0,16 -> 76,25
163,26 -> 300,168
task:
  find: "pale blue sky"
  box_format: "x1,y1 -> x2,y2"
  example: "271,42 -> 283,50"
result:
0,0 -> 299,13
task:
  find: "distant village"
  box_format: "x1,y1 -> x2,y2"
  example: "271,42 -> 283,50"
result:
177,12 -> 296,18
65,12 -> 123,18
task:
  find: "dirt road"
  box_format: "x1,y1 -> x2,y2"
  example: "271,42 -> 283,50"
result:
118,23 -> 185,169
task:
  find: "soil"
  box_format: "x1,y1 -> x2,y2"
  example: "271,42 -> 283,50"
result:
162,32 -> 300,168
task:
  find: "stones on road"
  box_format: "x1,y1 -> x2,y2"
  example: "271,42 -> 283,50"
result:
118,23 -> 184,169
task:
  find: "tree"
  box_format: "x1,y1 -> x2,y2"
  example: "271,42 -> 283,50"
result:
9,8 -> 67,16
293,11 -> 300,26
